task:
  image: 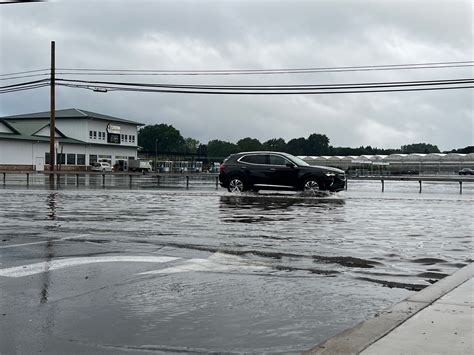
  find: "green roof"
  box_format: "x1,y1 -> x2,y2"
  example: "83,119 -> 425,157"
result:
0,132 -> 85,145
1,108 -> 145,126
6,120 -> 49,136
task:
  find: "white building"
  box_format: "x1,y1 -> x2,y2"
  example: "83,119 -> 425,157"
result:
0,108 -> 144,171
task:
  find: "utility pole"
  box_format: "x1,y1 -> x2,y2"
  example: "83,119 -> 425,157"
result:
49,41 -> 56,176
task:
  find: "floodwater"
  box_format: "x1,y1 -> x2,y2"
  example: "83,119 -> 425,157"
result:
0,177 -> 472,354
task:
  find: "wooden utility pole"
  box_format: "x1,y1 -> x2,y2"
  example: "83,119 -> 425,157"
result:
49,41 -> 56,173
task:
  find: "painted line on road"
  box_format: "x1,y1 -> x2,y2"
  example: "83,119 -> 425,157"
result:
0,256 -> 180,278
0,235 -> 95,249
140,252 -> 270,275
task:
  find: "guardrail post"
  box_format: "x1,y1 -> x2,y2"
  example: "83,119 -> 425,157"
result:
56,173 -> 60,186
3,173 -> 5,185
345,179 -> 348,190
419,180 -> 422,193
129,174 -> 132,187
102,174 -> 105,186
215,176 -> 218,189
26,173 -> 29,186
157,175 -> 160,187
186,176 -> 190,189
459,181 -> 462,194
381,179 -> 384,192
76,173 -> 79,185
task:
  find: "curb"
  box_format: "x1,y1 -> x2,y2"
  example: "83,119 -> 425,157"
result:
303,263 -> 473,355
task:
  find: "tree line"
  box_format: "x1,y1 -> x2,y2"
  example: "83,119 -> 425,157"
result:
137,123 -> 465,160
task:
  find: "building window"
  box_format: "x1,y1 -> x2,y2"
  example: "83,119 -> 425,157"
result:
45,152 -> 50,164
56,153 -> 66,165
102,131 -> 106,140
98,132 -> 102,139
67,154 -> 76,165
129,135 -> 132,142
89,154 -> 98,164
93,131 -> 97,139
89,130 -> 93,139
77,154 -> 85,165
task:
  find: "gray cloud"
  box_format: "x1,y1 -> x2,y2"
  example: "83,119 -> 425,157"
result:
1,0 -> 472,150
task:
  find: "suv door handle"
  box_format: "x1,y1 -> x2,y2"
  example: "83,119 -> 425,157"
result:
269,168 -> 276,171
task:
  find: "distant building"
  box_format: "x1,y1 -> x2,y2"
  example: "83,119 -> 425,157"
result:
0,108 -> 144,171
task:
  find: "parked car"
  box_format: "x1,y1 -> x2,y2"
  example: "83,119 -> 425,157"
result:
91,162 -> 113,172
219,151 -> 346,193
459,168 -> 474,175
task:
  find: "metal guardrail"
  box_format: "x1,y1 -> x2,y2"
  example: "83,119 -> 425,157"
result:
346,175 -> 474,193
0,171 -> 473,193
0,170 -> 220,189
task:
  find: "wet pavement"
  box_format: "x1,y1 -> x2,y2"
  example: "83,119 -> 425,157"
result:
0,179 -> 472,353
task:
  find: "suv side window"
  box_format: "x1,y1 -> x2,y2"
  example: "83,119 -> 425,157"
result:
240,154 -> 267,165
269,155 -> 289,166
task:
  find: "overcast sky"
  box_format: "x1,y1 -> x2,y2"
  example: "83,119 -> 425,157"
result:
1,0 -> 472,150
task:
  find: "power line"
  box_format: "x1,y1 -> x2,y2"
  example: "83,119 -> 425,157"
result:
55,77 -> 474,90
2,61 -> 472,81
53,64 -> 474,76
0,73 -> 50,81
0,79 -> 49,89
0,83 -> 49,94
57,82 -> 474,95
0,68 -> 49,77
55,60 -> 474,76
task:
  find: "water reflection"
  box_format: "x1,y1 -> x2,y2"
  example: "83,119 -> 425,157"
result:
46,192 -> 57,220
41,192 -> 57,304
220,193 -> 345,210
219,193 -> 345,223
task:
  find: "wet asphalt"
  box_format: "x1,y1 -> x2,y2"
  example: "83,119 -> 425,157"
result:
0,179 -> 472,354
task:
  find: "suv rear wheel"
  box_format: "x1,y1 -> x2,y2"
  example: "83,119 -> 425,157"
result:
227,176 -> 246,192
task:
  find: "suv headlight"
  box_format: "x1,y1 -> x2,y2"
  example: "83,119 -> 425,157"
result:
324,172 -> 336,177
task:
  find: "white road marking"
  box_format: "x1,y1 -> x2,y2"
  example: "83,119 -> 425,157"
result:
0,256 -> 179,278
140,253 -> 269,275
0,235 -> 91,249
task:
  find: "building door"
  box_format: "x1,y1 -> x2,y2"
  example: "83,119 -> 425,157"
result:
35,157 -> 44,171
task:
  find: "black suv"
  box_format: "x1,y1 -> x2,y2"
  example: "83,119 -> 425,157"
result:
219,151 -> 346,193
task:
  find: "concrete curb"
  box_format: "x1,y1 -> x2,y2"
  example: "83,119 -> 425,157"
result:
303,263 -> 473,355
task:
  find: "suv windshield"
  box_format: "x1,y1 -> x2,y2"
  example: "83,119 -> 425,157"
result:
282,153 -> 310,166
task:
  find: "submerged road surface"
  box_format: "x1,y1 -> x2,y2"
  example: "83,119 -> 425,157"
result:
0,181 -> 472,353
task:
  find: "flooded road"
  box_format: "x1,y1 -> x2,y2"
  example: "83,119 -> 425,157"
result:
0,180 -> 472,353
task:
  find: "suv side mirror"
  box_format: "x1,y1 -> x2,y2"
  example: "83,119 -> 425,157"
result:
286,162 -> 295,168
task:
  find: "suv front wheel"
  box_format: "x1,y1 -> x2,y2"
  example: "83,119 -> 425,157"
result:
302,177 -> 322,192
227,176 -> 246,193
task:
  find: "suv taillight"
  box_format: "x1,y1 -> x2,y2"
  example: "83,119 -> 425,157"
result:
219,163 -> 225,171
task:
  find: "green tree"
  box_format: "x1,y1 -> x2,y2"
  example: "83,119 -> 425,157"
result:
138,124 -> 185,153
262,138 -> 287,152
306,133 -> 330,155
184,137 -> 200,154
447,146 -> 474,154
401,143 -> 440,154
207,139 -> 238,159
286,137 -> 307,155
237,137 -> 262,152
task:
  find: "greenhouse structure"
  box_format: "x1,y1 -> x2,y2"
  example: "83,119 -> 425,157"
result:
299,153 -> 474,175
